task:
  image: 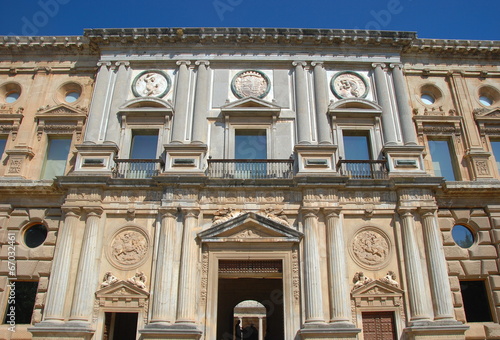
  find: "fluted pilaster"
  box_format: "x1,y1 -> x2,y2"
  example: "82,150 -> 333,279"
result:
391,64 -> 418,145
420,209 -> 456,320
324,209 -> 351,323
302,209 -> 325,323
176,209 -> 200,323
44,208 -> 80,321
69,208 -> 103,322
171,60 -> 192,143
372,63 -> 397,145
312,62 -> 332,145
293,61 -> 312,145
399,209 -> 433,322
150,209 -> 179,324
191,61 -> 210,144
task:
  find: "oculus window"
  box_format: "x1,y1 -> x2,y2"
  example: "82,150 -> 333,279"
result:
24,224 -> 48,248
451,224 -> 474,248
41,137 -> 71,179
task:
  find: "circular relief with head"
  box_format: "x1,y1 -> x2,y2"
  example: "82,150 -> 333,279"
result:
330,71 -> 369,99
231,70 -> 271,99
452,224 -> 475,248
57,82 -> 82,104
132,70 -> 171,98
0,82 -> 22,104
23,223 -> 48,248
478,85 -> 499,107
419,84 -> 442,106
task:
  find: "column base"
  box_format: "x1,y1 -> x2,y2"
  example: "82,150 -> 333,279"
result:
29,321 -> 94,340
404,322 -> 469,340
298,323 -> 361,339
140,323 -> 202,340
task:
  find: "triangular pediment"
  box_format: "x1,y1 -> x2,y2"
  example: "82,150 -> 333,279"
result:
220,96 -> 281,117
96,280 -> 149,299
198,212 -> 302,243
36,103 -> 87,116
351,279 -> 404,297
474,107 -> 500,119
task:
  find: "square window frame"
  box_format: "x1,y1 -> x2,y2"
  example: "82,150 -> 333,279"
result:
425,135 -> 461,181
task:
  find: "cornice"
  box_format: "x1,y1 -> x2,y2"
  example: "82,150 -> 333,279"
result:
405,38 -> 500,56
0,35 -> 93,52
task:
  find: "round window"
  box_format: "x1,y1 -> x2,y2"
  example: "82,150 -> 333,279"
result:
451,224 -> 474,248
479,95 -> 493,106
5,91 -> 20,103
65,92 -> 80,103
420,94 -> 435,105
0,82 -> 22,104
24,224 -> 48,248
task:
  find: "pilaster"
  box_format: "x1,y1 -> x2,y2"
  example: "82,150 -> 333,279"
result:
293,61 -> 312,145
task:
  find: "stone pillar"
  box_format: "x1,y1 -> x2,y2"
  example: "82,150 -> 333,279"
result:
43,208 -> 80,322
191,61 -> 210,144
258,317 -> 264,340
372,63 -> 397,146
420,209 -> 456,320
105,61 -> 131,142
324,209 -> 351,324
69,208 -> 103,322
85,62 -> 112,142
391,64 -> 418,146
176,209 -> 200,324
312,62 -> 332,145
398,209 -> 433,323
150,209 -> 178,324
302,209 -> 325,323
171,60 -> 191,144
293,61 -> 312,145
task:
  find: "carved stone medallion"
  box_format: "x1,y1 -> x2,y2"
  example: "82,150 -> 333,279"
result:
107,227 -> 149,269
331,71 -> 368,99
231,70 -> 270,99
350,227 -> 391,270
132,70 -> 171,98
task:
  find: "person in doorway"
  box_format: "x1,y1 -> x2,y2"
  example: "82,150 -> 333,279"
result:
235,320 -> 243,340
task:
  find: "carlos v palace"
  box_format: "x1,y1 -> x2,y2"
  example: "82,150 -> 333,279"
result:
0,27 -> 500,340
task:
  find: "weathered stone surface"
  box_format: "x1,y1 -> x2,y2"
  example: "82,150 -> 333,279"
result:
448,261 -> 465,275
482,260 -> 498,275
444,246 -> 469,259
460,260 -> 482,276
469,245 -> 498,259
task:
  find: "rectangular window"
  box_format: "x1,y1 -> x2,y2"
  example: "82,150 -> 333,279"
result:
41,137 -> 71,179
460,280 -> 493,322
428,139 -> 457,181
0,136 -> 6,160
3,281 -> 38,324
234,130 -> 267,178
491,140 -> 500,174
130,130 -> 159,159
343,131 -> 371,160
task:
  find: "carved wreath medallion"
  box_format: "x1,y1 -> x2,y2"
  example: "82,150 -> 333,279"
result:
231,70 -> 270,99
350,227 -> 391,270
107,227 -> 149,269
331,71 -> 369,99
132,70 -> 171,98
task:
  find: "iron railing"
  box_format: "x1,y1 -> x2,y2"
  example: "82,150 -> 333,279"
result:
336,160 -> 388,179
207,159 -> 294,179
113,159 -> 164,179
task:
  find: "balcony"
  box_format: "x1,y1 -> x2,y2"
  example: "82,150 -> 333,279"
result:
113,159 -> 164,179
207,159 -> 294,179
336,160 -> 388,179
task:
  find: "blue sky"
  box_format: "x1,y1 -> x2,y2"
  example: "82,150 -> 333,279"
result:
1,0 -> 499,40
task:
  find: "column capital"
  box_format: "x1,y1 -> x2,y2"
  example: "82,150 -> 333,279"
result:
183,208 -> 200,218
176,60 -> 192,67
419,207 -> 437,217
398,208 -> 416,217
195,60 -> 210,67
371,62 -> 387,70
83,207 -> 103,216
115,61 -> 130,68
292,61 -> 308,67
302,208 -> 319,218
389,63 -> 403,70
62,207 -> 81,216
311,61 -> 324,67
159,207 -> 178,218
323,208 -> 341,219
96,61 -> 112,69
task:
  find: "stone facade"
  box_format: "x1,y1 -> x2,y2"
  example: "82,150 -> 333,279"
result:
0,28 -> 499,340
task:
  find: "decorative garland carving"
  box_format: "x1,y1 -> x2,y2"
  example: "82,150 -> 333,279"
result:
292,247 -> 300,302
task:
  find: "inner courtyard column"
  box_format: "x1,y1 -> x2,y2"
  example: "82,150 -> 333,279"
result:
176,209 -> 200,325
69,208 -> 104,322
149,208 -> 179,324
324,209 -> 353,324
43,207 -> 80,322
398,209 -> 433,323
301,208 -> 325,323
293,61 -> 312,145
372,63 -> 398,146
420,208 -> 457,321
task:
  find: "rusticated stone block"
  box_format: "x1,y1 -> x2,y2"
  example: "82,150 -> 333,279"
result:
34,261 -> 52,276
472,216 -> 491,230
454,308 -> 466,323
478,230 -> 492,244
490,275 -> 500,290
442,231 -> 455,245
16,260 -> 38,277
469,245 -> 498,259
464,323 -> 486,340
448,261 -> 465,276
460,260 -> 482,276
34,292 -> 45,308
453,291 -> 463,307
449,276 -> 460,290
28,245 -> 55,260
486,323 -> 500,339
482,260 -> 498,275
493,291 -> 500,305
444,246 -> 469,259
491,229 -> 500,243
38,276 -> 49,291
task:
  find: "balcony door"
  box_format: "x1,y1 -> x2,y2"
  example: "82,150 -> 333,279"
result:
235,129 -> 267,178
127,130 -> 159,178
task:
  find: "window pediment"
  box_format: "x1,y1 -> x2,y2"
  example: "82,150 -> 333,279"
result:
474,107 -> 500,136
220,96 -> 281,117
35,104 -> 87,141
329,98 -> 382,118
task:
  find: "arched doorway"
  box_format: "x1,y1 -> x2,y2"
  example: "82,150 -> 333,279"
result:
233,300 -> 266,340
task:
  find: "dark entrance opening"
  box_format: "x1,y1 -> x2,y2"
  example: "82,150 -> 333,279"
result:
103,312 -> 138,340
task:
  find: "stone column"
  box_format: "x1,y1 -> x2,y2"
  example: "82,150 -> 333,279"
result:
258,317 -> 264,340
420,209 -> 456,320
171,60 -> 191,144
105,61 -> 131,142
85,62 -> 112,142
302,209 -> 325,323
372,63 -> 397,145
176,209 -> 200,324
44,208 -> 80,322
312,62 -> 332,145
391,64 -> 418,145
398,209 -> 433,322
150,208 -> 178,324
293,61 -> 312,145
191,61 -> 210,144
69,208 -> 103,322
324,209 -> 351,323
